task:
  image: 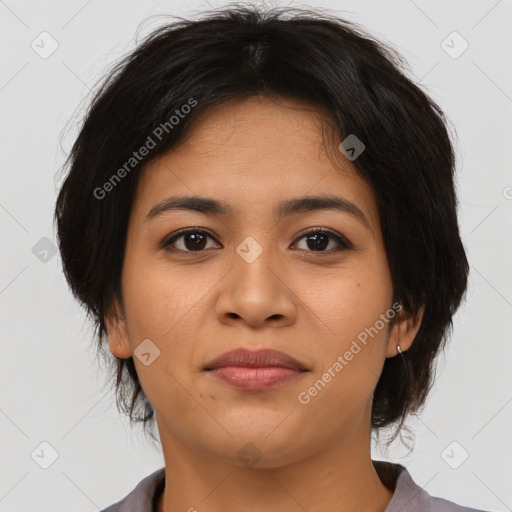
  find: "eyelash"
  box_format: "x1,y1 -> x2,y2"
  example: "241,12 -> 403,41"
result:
161,226 -> 353,255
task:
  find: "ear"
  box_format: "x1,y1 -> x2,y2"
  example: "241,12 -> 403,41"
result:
385,304 -> 424,358
105,301 -> 132,359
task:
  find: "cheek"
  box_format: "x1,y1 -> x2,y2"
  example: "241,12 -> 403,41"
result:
120,256 -> 205,424
121,251 -> 209,338
313,259 -> 393,344
303,256 -> 392,398
296,321 -> 389,433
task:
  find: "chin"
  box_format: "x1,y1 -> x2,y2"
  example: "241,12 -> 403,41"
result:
200,428 -> 314,469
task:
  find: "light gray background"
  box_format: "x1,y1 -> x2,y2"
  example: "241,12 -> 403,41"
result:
1,0 -> 511,510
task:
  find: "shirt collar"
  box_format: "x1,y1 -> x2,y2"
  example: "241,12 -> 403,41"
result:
104,461 -> 435,512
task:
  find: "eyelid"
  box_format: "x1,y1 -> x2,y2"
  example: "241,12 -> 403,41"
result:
293,226 -> 353,250
161,227 -> 219,250
161,226 -> 353,253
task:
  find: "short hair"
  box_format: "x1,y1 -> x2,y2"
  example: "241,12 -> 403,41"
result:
54,4 -> 469,442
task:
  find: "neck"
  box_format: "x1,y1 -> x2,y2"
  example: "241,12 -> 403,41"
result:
155,419 -> 393,512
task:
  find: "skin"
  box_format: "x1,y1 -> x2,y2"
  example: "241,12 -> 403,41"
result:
106,95 -> 423,512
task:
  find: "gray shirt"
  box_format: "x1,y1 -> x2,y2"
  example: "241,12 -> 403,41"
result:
100,461 -> 491,511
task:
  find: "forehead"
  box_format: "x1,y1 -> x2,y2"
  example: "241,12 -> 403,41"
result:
132,95 -> 379,231
182,94 -> 327,143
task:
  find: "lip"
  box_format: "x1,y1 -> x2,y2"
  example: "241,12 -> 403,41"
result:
204,348 -> 308,371
204,348 -> 309,391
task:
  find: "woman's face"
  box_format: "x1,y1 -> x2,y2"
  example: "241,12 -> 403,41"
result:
107,95 -> 420,467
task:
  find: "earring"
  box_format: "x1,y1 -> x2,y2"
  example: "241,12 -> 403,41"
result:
397,345 -> 402,355
115,322 -> 124,351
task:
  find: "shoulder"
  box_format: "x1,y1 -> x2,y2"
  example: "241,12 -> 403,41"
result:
99,467 -> 165,512
374,460 -> 495,512
427,494 -> 493,512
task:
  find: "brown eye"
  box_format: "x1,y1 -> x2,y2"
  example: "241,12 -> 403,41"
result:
161,227 -> 352,255
293,228 -> 352,253
162,229 -> 219,252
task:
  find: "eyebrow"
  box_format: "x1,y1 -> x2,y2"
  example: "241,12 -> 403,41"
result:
145,194 -> 371,230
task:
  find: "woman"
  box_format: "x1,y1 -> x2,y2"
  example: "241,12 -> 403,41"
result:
54,5 -> 490,511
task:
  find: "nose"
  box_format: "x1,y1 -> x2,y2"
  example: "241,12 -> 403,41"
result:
214,247 -> 297,329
